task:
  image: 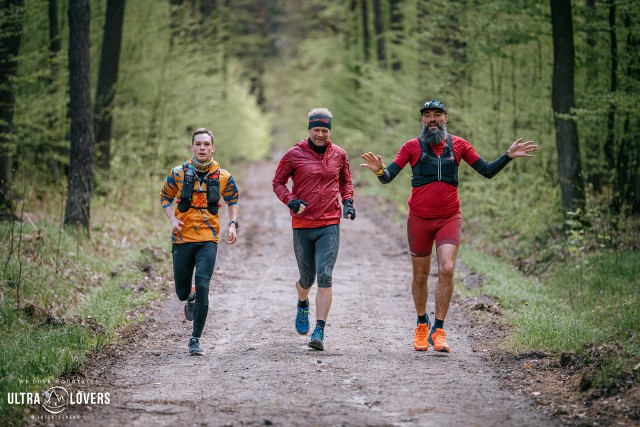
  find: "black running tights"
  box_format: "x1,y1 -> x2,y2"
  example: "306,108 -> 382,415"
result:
172,241 -> 217,338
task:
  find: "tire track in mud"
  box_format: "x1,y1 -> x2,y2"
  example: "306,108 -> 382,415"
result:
63,160 -> 558,426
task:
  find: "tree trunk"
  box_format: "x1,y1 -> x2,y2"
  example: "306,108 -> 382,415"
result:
416,0 -> 428,83
583,0 -> 602,191
199,0 -> 216,17
490,59 -> 505,150
617,11 -> 640,214
48,0 -> 61,60
169,0 -> 184,47
550,0 -> 585,213
249,0 -> 267,110
94,0 -> 126,170
0,0 -> 25,218
345,0 -> 358,51
373,0 -> 385,67
615,116 -> 632,213
345,0 -> 362,89
604,0 -> 617,172
46,0 -> 63,180
360,0 -> 370,62
445,0 -> 467,102
65,0 -> 95,231
220,0 -> 229,99
389,0 -> 403,71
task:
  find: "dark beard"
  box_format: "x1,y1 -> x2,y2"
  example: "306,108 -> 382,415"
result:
419,123 -> 447,146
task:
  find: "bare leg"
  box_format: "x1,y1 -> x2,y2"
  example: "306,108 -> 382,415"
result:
315,287 -> 332,321
434,244 -> 458,320
411,256 -> 431,316
296,281 -> 311,302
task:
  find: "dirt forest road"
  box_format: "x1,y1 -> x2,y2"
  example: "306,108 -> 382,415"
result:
64,160 -> 558,427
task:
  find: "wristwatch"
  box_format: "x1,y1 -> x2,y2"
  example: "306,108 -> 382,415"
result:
229,220 -> 239,229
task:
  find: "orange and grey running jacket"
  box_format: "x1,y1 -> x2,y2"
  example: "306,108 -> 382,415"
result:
160,158 -> 238,244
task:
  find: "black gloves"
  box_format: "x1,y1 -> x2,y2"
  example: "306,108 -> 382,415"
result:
288,198 -> 355,219
287,198 -> 308,213
342,198 -> 356,220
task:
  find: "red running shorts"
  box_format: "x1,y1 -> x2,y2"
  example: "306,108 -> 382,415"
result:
407,212 -> 462,257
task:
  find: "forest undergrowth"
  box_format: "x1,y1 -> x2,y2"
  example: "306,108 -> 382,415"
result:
0,168 -> 171,423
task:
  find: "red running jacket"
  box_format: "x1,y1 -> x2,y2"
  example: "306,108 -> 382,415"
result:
273,139 -> 354,229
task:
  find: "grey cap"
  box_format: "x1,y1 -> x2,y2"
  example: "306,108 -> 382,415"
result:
420,99 -> 447,114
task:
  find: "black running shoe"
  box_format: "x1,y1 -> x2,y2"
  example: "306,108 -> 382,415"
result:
184,289 -> 196,321
189,337 -> 203,356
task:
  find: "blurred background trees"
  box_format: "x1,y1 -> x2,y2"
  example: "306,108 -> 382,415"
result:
0,0 -> 638,267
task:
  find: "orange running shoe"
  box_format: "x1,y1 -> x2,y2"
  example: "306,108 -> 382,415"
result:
429,328 -> 451,353
413,323 -> 430,351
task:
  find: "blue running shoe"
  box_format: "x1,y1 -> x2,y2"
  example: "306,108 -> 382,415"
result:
308,327 -> 324,351
189,337 -> 203,356
295,306 -> 310,335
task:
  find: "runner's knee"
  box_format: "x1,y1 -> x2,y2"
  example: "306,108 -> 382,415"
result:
299,276 -> 314,290
175,278 -> 192,301
317,272 -> 332,288
194,277 -> 210,305
439,263 -> 455,280
176,288 -> 191,301
412,270 -> 428,285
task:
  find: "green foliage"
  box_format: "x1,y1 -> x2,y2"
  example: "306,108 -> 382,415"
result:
459,246 -> 640,386
0,318 -> 98,423
12,0 -> 271,193
9,0 -> 637,241
262,0 -> 638,289
108,0 -> 271,170
79,273 -> 159,331
3,0 -> 639,417
0,166 -> 171,425
548,250 -> 640,351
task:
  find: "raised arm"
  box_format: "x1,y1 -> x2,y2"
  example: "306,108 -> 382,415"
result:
470,138 -> 538,179
360,152 -> 402,184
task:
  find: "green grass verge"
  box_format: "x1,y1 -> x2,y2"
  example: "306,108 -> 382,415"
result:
0,174 -> 170,425
0,255 -> 163,424
0,317 -> 99,423
458,246 -> 640,387
78,269 -> 161,330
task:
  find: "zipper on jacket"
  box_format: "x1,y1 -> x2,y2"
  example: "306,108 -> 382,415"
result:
437,155 -> 442,181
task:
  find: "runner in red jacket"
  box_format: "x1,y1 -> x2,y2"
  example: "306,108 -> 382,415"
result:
361,99 -> 537,353
273,108 -> 355,351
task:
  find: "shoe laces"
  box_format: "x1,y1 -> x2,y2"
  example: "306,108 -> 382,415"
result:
432,328 -> 447,342
296,308 -> 308,321
415,324 -> 429,340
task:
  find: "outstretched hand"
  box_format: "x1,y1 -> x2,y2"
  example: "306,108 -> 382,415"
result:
360,152 -> 384,172
507,138 -> 538,158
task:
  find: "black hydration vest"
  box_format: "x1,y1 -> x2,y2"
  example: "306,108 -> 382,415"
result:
178,163 -> 221,215
411,134 -> 458,188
